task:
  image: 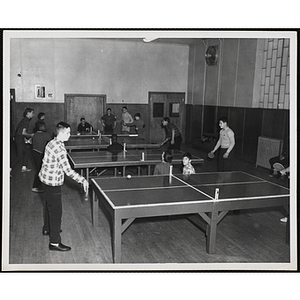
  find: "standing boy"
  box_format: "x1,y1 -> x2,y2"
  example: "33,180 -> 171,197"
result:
31,122 -> 51,193
101,108 -> 116,134
209,117 -> 235,172
121,106 -> 133,132
33,112 -> 46,132
122,113 -> 146,138
11,107 -> 35,172
39,122 -> 89,251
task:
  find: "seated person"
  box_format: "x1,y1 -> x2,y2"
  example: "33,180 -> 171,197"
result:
106,134 -> 123,175
269,150 -> 289,177
182,152 -> 195,175
106,134 -> 123,152
77,118 -> 93,134
153,151 -> 173,175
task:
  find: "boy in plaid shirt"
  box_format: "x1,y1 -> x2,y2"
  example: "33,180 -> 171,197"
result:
182,152 -> 195,175
160,117 -> 182,150
39,122 -> 89,251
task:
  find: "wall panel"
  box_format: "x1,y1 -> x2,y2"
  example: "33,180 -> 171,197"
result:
220,39 -> 239,106
236,39 -> 257,107
193,43 -> 206,105
203,106 -> 217,134
261,109 -> 288,140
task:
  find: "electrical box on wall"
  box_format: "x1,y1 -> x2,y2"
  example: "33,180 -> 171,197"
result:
35,85 -> 46,99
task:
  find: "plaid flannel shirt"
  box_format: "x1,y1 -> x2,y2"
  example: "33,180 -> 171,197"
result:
165,122 -> 181,139
183,163 -> 195,175
39,138 -> 85,186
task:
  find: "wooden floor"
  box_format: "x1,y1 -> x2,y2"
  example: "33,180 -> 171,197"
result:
7,144 -> 290,267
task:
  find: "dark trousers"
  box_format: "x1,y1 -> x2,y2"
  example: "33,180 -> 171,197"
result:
217,148 -> 233,172
11,140 -> 31,169
104,125 -> 114,134
42,183 -> 62,244
32,150 -> 43,189
168,135 -> 182,150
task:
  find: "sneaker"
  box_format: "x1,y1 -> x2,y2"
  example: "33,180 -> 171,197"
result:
21,166 -> 31,172
280,217 -> 288,223
32,188 -> 44,193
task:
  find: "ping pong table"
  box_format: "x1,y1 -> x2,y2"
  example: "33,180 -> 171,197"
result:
90,171 -> 289,263
68,149 -> 204,181
65,135 -> 160,152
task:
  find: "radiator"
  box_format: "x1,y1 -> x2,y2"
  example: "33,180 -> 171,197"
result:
256,136 -> 283,169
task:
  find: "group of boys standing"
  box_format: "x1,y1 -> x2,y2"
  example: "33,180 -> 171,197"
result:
77,106 -> 146,139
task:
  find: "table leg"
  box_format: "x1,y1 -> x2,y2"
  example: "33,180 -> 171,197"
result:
206,202 -> 218,254
286,217 -> 290,244
92,190 -> 98,226
85,168 -> 90,201
86,168 -> 89,182
113,214 -> 122,263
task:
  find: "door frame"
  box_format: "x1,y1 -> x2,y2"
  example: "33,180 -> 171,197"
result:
64,93 -> 106,133
148,91 -> 186,143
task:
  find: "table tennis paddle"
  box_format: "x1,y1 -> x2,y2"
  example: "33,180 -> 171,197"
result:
208,152 -> 215,159
273,162 -> 285,172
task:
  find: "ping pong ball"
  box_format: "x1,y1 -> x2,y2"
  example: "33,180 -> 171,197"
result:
127,175 -> 131,179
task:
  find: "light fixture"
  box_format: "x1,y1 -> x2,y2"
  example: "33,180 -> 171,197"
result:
143,37 -> 158,43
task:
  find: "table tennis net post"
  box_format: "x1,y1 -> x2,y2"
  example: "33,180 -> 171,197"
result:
214,188 -> 219,200
169,165 -> 173,184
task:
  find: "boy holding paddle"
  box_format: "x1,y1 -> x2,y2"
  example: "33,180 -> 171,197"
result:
208,117 -> 235,172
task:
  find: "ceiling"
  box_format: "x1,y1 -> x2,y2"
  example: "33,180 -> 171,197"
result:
102,37 -> 203,45
149,38 -> 203,45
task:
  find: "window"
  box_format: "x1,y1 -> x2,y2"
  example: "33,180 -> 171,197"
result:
153,103 -> 164,118
169,102 -> 180,117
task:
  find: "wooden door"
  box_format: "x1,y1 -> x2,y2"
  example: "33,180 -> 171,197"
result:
149,92 -> 185,143
64,94 -> 106,134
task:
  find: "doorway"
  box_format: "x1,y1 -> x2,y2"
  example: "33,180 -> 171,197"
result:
64,94 -> 106,134
149,92 -> 185,143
